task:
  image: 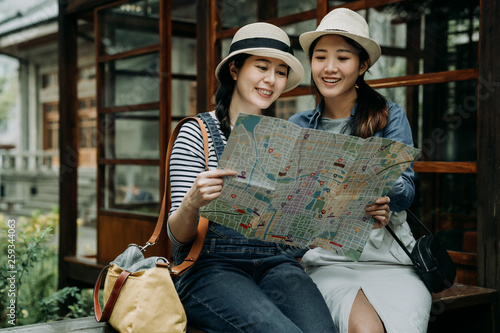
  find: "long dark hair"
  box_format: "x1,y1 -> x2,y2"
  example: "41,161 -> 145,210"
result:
214,53 -> 276,139
308,36 -> 388,139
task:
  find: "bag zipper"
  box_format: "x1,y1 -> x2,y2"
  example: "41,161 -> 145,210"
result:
416,241 -> 429,272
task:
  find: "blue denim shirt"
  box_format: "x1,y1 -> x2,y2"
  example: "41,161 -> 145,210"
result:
288,99 -> 416,212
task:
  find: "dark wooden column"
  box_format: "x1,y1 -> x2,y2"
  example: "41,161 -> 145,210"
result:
196,0 -> 214,114
57,1 -> 79,289
317,0 -> 328,24
477,0 -> 500,291
257,0 -> 277,20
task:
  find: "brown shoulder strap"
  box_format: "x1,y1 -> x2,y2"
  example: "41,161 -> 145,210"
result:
94,117 -> 211,323
147,116 -> 209,247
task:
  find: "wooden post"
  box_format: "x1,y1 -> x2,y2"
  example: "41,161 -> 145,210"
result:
477,0 -> 500,291
317,0 -> 328,24
196,0 -> 214,114
257,0 -> 277,21
57,1 -> 79,289
160,0 -> 172,260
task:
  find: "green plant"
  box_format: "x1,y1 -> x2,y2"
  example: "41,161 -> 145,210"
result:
0,209 -> 94,327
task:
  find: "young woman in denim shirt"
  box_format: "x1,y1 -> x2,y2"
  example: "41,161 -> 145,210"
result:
167,22 -> 336,333
289,8 -> 431,333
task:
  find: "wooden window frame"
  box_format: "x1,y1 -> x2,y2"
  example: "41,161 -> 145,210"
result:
93,0 -> 171,263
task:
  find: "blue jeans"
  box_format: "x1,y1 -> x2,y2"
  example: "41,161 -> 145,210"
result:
174,225 -> 336,333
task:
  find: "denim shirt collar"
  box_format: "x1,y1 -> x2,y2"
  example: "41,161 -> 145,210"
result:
309,99 -> 357,130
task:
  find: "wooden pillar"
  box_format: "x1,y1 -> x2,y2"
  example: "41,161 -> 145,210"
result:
159,0 -> 171,259
477,0 -> 500,291
317,0 -> 328,24
160,0 -> 171,202
257,0 -> 277,21
196,0 -> 216,114
57,1 -> 78,289
421,11 -> 448,231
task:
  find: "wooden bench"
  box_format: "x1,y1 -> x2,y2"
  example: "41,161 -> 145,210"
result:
428,284 -> 498,332
2,284 -> 496,332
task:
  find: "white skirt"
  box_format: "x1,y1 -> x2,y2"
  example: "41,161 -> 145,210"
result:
303,248 -> 432,333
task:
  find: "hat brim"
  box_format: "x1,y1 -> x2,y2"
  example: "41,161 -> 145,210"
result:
215,48 -> 304,93
299,31 -> 381,68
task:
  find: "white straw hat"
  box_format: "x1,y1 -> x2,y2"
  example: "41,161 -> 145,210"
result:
299,8 -> 381,68
215,22 -> 304,93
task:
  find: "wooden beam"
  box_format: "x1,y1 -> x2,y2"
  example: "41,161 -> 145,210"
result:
196,0 -> 211,114
367,69 -> 478,89
216,10 -> 317,39
57,2 -> 79,289
413,162 -> 477,174
100,102 -> 160,113
477,0 -> 500,291
280,85 -> 312,98
97,158 -> 160,165
66,0 -> 116,15
328,0 -> 405,12
281,69 -> 478,98
96,44 -> 160,63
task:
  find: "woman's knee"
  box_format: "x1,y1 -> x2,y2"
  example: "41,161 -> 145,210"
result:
348,318 -> 385,333
348,290 -> 385,333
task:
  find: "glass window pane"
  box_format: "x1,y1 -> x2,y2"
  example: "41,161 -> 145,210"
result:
281,20 -> 317,86
103,52 -> 160,107
172,37 -> 196,76
78,167 -> 97,257
368,55 -> 408,80
172,1 -> 196,20
172,80 -> 197,117
323,2 -> 479,75
328,1 -> 358,6
366,8 -> 406,49
276,95 -> 316,120
374,86 -> 408,115
278,0 -> 316,17
102,110 -> 159,159
220,0 -> 316,29
416,81 -> 477,162
413,173 -> 477,252
220,0 -> 257,28
103,164 -> 160,215
99,0 -> 159,56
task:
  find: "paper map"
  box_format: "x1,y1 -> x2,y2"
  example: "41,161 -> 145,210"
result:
199,114 -> 421,261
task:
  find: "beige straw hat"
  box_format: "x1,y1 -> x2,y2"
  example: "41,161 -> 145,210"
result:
299,8 -> 381,68
215,22 -> 304,93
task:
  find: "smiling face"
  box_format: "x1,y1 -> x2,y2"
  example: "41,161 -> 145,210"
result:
229,55 -> 288,117
311,35 -> 368,103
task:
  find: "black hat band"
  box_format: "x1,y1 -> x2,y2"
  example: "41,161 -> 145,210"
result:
229,37 -> 294,55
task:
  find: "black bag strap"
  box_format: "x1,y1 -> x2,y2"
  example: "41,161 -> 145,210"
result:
406,209 -> 432,235
385,209 -> 431,261
385,223 -> 412,260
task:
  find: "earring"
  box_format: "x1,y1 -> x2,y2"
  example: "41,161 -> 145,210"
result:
355,84 -> 359,89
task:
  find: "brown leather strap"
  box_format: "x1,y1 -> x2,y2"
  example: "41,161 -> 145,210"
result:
94,265 -> 131,322
147,116 -> 209,247
93,117 -> 211,323
170,217 -> 209,276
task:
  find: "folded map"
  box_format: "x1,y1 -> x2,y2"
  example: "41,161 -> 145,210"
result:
200,113 -> 420,261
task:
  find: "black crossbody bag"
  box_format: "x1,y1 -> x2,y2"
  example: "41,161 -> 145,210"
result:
386,209 -> 456,293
